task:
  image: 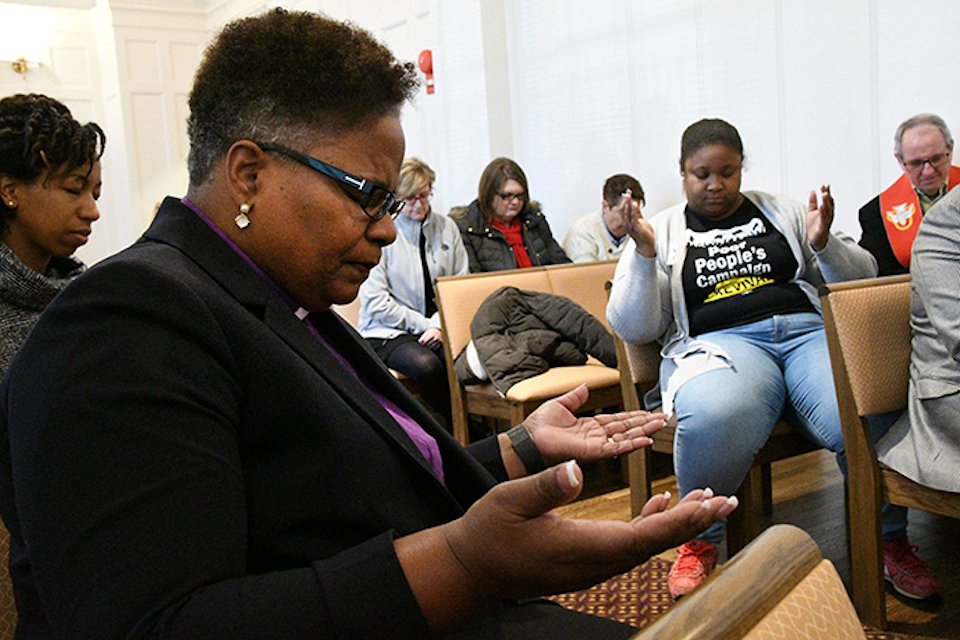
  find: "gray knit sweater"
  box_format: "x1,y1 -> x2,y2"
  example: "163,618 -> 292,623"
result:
0,242 -> 84,378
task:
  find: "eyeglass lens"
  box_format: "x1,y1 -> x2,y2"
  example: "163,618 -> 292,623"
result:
904,152 -> 949,171
497,191 -> 526,203
404,191 -> 432,203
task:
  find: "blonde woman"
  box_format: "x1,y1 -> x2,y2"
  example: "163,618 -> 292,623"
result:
359,157 -> 468,424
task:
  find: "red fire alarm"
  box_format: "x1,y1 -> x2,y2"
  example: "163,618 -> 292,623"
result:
418,49 -> 435,94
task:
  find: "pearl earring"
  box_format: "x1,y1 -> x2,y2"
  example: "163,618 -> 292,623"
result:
235,203 -> 251,229
6,201 -> 15,208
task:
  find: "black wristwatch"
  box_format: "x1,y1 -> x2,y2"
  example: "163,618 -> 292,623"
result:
506,424 -> 547,473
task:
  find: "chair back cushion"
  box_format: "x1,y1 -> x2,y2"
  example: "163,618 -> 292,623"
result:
621,339 -> 661,389
331,297 -> 362,328
436,268 -> 553,357
823,276 -> 911,416
545,261 -> 617,330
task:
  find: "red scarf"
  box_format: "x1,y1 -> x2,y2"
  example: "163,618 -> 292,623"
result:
879,166 -> 960,269
490,217 -> 533,268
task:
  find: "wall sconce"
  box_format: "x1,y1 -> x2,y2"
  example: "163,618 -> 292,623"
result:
3,57 -> 42,77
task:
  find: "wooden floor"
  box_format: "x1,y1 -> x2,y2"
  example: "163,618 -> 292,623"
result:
558,450 -> 960,639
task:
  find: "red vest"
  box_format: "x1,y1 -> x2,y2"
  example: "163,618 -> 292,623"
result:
879,166 -> 960,269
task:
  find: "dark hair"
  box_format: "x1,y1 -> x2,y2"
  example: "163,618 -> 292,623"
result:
679,118 -> 743,170
477,157 -> 530,218
0,94 -> 105,233
602,173 -> 644,206
187,9 -> 419,186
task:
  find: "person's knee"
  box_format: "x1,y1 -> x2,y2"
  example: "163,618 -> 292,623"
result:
420,354 -> 446,378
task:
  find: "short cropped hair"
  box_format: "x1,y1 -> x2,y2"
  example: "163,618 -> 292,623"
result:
894,113 -> 954,157
0,93 -> 105,233
602,174 -> 644,206
679,118 -> 743,170
477,157 -> 530,219
396,157 -> 436,199
187,9 -> 419,186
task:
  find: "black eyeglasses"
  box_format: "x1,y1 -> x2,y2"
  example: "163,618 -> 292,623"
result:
900,151 -> 950,173
496,191 -> 526,203
256,142 -> 404,220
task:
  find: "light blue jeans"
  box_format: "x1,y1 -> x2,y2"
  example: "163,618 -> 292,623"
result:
671,312 -> 845,544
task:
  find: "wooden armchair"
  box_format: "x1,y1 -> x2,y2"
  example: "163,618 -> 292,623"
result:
611,307 -> 819,555
821,274 -> 960,628
634,524 -> 866,639
434,262 -> 623,444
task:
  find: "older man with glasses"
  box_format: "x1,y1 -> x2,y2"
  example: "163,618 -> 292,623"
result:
859,113 -> 959,276
856,115 -> 955,603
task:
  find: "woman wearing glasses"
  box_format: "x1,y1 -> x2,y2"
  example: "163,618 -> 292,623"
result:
0,11 -> 737,639
358,157 -> 468,425
453,156 -> 570,272
608,118 -> 877,600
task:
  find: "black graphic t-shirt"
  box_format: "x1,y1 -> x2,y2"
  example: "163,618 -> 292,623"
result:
682,198 -> 815,337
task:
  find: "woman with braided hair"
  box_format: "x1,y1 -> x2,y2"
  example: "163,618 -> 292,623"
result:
0,93 -> 105,377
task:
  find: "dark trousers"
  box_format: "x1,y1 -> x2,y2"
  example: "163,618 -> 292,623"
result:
368,334 -> 452,428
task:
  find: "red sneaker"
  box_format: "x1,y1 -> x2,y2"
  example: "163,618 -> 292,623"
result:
883,537 -> 940,600
667,539 -> 718,598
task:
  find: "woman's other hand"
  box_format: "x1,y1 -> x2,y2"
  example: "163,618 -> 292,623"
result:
397,463 -> 737,631
521,383 -> 666,466
618,190 -> 657,258
806,184 -> 834,252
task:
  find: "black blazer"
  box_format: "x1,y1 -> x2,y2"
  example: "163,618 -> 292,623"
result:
0,198 -> 507,639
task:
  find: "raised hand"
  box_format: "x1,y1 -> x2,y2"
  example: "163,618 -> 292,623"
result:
618,189 -> 657,258
806,184 -> 834,252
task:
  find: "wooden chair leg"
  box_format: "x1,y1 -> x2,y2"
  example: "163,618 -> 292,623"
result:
451,403 -> 470,445
848,479 -> 887,629
761,463 -> 774,516
628,449 -> 652,518
508,404 -> 527,432
727,465 -> 762,556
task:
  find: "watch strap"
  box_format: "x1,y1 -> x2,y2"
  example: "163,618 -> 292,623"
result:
506,424 -> 547,474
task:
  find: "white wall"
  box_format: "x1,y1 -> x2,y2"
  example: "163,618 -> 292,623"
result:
503,0 -> 960,239
2,0 -> 959,262
106,0 -> 207,232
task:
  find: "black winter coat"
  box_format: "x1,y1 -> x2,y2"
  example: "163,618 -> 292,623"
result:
456,286 -> 617,394
452,200 -> 570,273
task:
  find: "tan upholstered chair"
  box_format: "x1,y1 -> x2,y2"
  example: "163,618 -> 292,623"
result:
821,274 -> 960,628
633,524 -> 866,639
435,262 -> 623,444
613,332 -> 820,555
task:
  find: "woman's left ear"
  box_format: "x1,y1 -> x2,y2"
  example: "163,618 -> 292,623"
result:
225,140 -> 264,202
0,175 -> 19,207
